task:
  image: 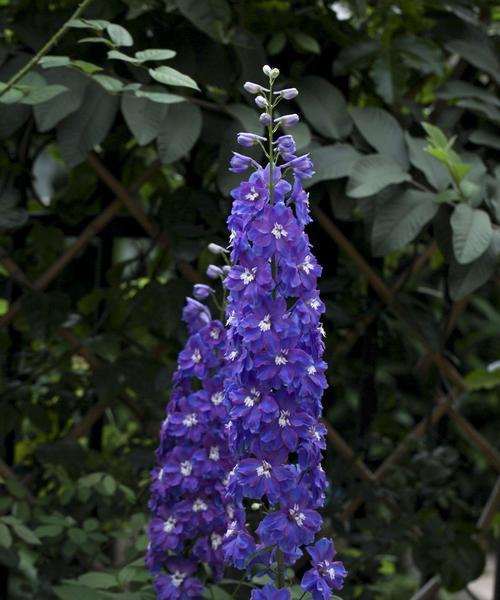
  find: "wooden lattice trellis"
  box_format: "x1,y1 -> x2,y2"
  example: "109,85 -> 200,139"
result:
1,155 -> 499,599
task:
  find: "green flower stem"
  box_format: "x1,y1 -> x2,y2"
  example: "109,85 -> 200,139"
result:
0,0 -> 94,99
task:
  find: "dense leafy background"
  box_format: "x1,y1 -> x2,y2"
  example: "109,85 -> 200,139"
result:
0,0 -> 499,599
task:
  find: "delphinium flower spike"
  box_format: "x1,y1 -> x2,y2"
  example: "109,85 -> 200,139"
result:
147,279 -> 235,600
222,65 -> 347,599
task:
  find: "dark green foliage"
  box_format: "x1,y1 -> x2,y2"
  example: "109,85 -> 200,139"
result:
0,1 -> 499,599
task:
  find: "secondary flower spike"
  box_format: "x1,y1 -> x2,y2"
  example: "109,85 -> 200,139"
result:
147,291 -> 235,599
222,66 -> 347,596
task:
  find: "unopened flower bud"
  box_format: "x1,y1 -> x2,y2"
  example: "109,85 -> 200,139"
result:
262,64 -> 272,76
270,67 -> 280,79
229,152 -> 254,173
243,81 -> 262,94
255,95 -> 268,108
208,243 -> 228,255
274,113 -> 299,128
259,112 -> 272,126
275,87 -> 298,99
193,284 -> 214,300
237,132 -> 267,147
222,265 -> 231,274
206,265 -> 224,279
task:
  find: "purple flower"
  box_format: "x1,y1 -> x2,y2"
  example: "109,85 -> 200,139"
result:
223,521 -> 256,569
193,284 -> 214,300
274,113 -> 299,127
237,132 -> 267,147
230,152 -> 256,173
256,488 -> 322,553
154,558 -> 204,600
274,87 -> 298,100
282,154 -> 314,179
244,81 -> 266,94
248,203 -> 301,258
251,584 -> 291,600
274,135 -> 296,160
301,538 -> 348,599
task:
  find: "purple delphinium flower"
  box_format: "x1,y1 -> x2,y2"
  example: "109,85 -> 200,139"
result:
301,538 -> 348,599
251,584 -> 291,600
147,291 -> 233,596
221,65 -> 346,591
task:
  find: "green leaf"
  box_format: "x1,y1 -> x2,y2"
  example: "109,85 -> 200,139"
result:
346,155 -> 411,198
267,32 -> 286,55
304,144 -> 360,189
157,102 -> 202,164
203,586 -> 234,600
149,66 -> 199,90
369,50 -> 404,104
106,23 -> 134,47
67,18 -> 110,30
405,133 -> 451,191
134,88 -> 185,104
0,193 -> 28,231
68,527 -> 87,545
92,75 -> 124,93
40,56 -> 71,69
134,49 -> 176,61
448,232 -> 499,300
296,76 -> 352,140
226,103 -> 263,134
289,31 -> 320,54
77,572 -> 117,589
469,130 -> 500,151
20,84 -> 67,105
11,523 -> 41,545
0,523 -> 12,548
394,34 -> 445,75
54,585 -> 108,600
464,368 -> 500,391
107,50 -> 139,63
57,82 -> 119,167
121,94 -> 168,145
456,98 -> 500,124
446,37 -> 500,85
437,80 -> 500,107
351,107 -> 408,169
175,0 -> 231,42
101,475 -> 117,496
34,524 -> 64,538
71,60 -> 103,74
78,37 -> 112,45
34,69 -> 88,132
450,204 -> 492,264
371,190 -> 438,256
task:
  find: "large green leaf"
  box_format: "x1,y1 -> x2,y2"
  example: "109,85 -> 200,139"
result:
53,585 -> 108,600
296,76 -> 352,140
405,133 -> 451,191
448,231 -> 499,300
57,82 -> 119,167
436,80 -> 500,107
149,65 -> 199,90
351,107 -> 408,169
34,69 -> 88,132
447,35 -> 500,85
156,102 -> 202,164
226,103 -> 263,134
175,0 -> 231,42
371,189 -> 438,256
304,144 -> 360,189
450,204 -> 492,264
346,155 -> 411,198
121,94 -> 168,145
106,23 -> 134,47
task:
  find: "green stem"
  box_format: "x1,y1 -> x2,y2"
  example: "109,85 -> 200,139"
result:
277,546 -> 285,589
268,82 -> 274,205
0,0 -> 94,99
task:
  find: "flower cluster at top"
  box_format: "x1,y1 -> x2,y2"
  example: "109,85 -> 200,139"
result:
146,290 -> 234,600
221,65 -> 347,599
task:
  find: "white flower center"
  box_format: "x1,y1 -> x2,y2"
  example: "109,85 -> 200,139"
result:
307,365 -> 317,375
158,467 -> 164,481
211,391 -> 223,406
226,311 -> 236,326
225,520 -> 237,538
209,446 -> 220,461
163,516 -> 177,533
192,498 -> 207,512
279,409 -> 291,427
256,460 -> 272,478
308,298 -> 320,310
258,314 -> 271,332
275,349 -> 288,365
180,460 -> 193,477
245,187 -> 259,201
301,255 -> 314,274
171,571 -> 185,588
183,413 -> 198,427
191,349 -> 202,363
309,426 -> 322,441
319,560 -> 336,580
289,504 -> 306,527
211,533 -> 223,549
229,229 -> 237,244
210,327 -> 220,339
240,267 -> 256,285
244,388 -> 260,407
228,350 -> 238,361
271,223 -> 288,239
319,323 -> 326,337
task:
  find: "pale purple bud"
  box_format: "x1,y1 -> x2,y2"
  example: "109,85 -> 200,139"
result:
208,243 -> 228,255
229,152 -> 254,173
274,87 -> 298,99
193,284 -> 214,300
243,81 -> 262,94
262,64 -> 272,76
259,112 -> 272,126
255,95 -> 268,108
263,64 -> 279,79
237,132 -> 267,147
274,113 -> 299,128
222,265 -> 231,274
206,265 -> 224,279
